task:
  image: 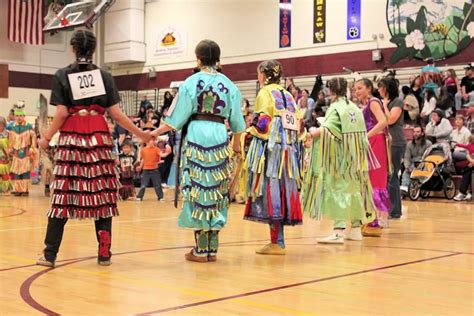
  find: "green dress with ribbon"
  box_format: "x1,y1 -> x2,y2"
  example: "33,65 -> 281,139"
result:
302,98 -> 376,223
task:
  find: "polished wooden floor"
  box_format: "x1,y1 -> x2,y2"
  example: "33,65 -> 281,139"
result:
0,186 -> 472,315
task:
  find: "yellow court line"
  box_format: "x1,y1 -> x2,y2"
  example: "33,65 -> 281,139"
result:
0,216 -> 178,233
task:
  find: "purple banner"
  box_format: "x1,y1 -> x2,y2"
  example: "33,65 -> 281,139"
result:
279,0 -> 291,48
347,0 -> 361,40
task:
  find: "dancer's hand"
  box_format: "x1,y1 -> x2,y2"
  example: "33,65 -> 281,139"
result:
308,127 -> 320,137
150,129 -> 161,138
139,130 -> 152,143
38,138 -> 49,150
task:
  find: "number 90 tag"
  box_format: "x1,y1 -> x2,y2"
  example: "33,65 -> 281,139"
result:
281,110 -> 299,131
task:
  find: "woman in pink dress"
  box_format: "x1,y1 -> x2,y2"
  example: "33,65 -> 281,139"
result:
355,78 -> 391,236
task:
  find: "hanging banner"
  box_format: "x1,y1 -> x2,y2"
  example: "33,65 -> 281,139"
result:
347,0 -> 361,40
279,0 -> 291,48
313,0 -> 326,43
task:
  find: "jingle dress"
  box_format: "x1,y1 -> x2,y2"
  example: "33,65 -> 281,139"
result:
8,121 -> 37,193
48,65 -> 121,219
164,71 -> 246,231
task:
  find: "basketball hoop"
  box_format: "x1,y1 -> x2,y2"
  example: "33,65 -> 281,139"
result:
43,0 -> 116,33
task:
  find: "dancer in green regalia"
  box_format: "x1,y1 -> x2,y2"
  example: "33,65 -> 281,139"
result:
302,77 -> 376,244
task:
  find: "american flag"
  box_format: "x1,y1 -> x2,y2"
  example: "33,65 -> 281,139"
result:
8,0 -> 45,45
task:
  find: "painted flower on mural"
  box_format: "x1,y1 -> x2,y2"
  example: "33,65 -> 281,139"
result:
387,1 -> 473,63
405,29 -> 425,50
467,22 -> 474,38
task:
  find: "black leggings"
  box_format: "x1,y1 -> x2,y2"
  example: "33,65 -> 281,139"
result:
459,167 -> 473,195
43,217 -> 112,261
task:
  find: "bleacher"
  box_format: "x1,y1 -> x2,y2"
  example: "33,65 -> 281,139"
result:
119,63 -> 468,116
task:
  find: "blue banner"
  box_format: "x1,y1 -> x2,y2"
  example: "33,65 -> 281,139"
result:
279,0 -> 291,48
347,0 -> 361,40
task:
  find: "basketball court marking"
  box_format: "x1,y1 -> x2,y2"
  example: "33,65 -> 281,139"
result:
18,249 -> 463,315
0,206 -> 27,219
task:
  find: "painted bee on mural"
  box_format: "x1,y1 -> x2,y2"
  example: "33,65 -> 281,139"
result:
429,22 -> 449,36
314,30 -> 325,43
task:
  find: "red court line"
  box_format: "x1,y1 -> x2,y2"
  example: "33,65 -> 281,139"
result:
0,206 -> 27,219
0,238 -> 272,272
136,253 -> 462,315
18,244 -> 465,315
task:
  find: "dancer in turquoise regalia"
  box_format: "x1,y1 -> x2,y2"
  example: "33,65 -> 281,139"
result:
152,40 -> 246,263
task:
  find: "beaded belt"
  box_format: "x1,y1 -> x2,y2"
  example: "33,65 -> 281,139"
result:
68,105 -> 106,116
71,109 -> 100,116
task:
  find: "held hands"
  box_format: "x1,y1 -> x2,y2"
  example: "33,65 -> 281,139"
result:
138,130 -> 152,143
150,129 -> 161,139
38,138 -> 49,150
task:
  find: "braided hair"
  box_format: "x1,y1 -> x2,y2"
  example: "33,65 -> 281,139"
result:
258,60 -> 282,85
327,77 -> 349,104
195,39 -> 221,67
70,30 -> 97,71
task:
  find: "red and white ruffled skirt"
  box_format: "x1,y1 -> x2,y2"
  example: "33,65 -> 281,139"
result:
48,105 -> 120,219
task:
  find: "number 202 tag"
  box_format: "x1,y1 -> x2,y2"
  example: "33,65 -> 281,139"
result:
281,110 -> 299,131
68,69 -> 106,101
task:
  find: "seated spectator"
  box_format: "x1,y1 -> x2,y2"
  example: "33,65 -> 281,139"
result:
290,85 -> 301,102
410,75 -> 423,108
143,109 -> 160,130
402,85 -> 420,125
304,99 -> 325,129
420,88 -> 437,123
466,102 -> 474,134
298,89 -> 315,117
453,135 -> 474,201
443,68 -> 459,98
425,108 -> 453,143
285,77 -> 295,91
455,63 -> 474,109
400,126 -> 432,195
451,115 -> 471,145
163,91 -> 174,110
437,86 -> 455,118
241,98 -> 252,117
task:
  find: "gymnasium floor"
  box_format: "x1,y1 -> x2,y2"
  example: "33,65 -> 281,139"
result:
0,187 -> 472,315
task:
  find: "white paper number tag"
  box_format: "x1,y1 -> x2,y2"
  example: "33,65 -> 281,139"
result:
281,110 -> 299,131
68,69 -> 106,101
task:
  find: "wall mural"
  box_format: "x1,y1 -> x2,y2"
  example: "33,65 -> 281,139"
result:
387,0 -> 473,63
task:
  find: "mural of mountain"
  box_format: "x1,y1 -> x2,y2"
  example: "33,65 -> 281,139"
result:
386,0 -> 473,63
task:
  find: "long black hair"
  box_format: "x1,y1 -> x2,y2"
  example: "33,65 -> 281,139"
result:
70,30 -> 97,71
378,77 -> 399,100
424,88 -> 436,102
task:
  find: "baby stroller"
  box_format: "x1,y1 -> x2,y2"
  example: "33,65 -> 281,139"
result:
408,142 -> 456,200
